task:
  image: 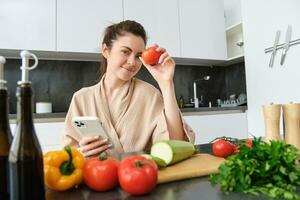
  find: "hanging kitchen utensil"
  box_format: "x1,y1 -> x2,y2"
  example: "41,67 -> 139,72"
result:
269,30 -> 280,68
280,25 -> 292,65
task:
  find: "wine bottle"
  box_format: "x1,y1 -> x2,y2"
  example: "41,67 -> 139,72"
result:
8,51 -> 45,200
0,56 -> 12,200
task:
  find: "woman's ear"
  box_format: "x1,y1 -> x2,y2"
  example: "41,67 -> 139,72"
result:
101,43 -> 109,59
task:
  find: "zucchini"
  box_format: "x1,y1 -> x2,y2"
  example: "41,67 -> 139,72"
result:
150,140 -> 196,166
141,154 -> 168,168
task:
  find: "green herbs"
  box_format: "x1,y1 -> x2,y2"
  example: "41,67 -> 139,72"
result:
210,138 -> 300,200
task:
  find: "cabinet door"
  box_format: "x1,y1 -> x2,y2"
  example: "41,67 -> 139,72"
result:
224,0 -> 242,28
10,122 -> 65,153
184,113 -> 248,144
123,0 -> 181,57
0,0 -> 56,51
57,0 -> 123,53
179,0 -> 227,60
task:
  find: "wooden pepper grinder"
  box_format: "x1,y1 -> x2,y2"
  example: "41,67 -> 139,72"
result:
282,102 -> 300,149
262,103 -> 281,142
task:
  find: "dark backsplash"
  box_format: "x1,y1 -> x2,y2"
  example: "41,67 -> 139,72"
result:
4,59 -> 246,114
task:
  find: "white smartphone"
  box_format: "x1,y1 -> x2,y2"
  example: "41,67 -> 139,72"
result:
72,116 -> 110,140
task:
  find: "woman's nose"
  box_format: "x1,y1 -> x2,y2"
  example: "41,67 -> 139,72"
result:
127,55 -> 135,65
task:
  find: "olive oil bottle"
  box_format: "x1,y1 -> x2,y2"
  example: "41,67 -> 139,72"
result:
8,51 -> 45,200
0,56 -> 12,200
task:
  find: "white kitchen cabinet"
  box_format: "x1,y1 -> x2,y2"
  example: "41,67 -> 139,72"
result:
10,122 -> 65,153
184,112 -> 248,144
57,0 -> 123,53
226,23 -> 244,59
0,0 -> 229,63
178,0 -> 227,60
123,0 -> 181,57
224,0 -> 242,28
0,0 -> 56,51
223,0 -> 244,62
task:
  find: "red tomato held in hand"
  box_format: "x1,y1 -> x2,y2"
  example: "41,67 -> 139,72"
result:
142,46 -> 162,65
118,155 -> 158,195
212,139 -> 235,158
83,156 -> 119,192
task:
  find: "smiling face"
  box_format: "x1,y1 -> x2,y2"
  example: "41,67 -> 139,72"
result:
102,33 -> 146,81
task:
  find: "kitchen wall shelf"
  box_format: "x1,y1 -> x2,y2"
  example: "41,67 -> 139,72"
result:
0,49 -> 101,62
226,23 -> 244,60
9,112 -> 67,123
214,54 -> 244,66
226,23 -> 242,36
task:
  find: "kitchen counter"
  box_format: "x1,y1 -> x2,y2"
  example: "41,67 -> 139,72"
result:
9,112 -> 66,123
181,106 -> 247,116
9,106 -> 247,123
47,177 -> 272,200
46,142 -> 298,200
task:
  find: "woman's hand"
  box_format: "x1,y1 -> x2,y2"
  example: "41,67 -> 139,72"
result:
140,44 -> 176,87
78,135 -> 112,158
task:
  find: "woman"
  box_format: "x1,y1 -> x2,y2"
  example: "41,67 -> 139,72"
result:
62,20 -> 195,158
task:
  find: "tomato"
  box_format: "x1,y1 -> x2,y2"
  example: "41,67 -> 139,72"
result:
232,145 -> 240,155
142,46 -> 162,65
83,156 -> 119,192
118,155 -> 158,195
212,139 -> 235,158
245,139 -> 253,148
232,139 -> 253,155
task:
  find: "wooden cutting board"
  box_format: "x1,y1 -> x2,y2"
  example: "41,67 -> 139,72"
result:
158,153 -> 224,184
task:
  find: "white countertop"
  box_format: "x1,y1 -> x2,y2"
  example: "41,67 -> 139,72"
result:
9,106 -> 247,123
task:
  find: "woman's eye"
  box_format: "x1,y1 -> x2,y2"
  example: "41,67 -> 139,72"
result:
121,50 -> 129,55
135,54 -> 142,59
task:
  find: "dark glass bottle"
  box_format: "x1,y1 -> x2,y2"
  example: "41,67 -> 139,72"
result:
0,82 -> 13,200
8,51 -> 45,200
8,83 -> 45,200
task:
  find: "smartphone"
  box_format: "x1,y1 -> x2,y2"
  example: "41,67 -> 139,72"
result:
72,116 -> 110,140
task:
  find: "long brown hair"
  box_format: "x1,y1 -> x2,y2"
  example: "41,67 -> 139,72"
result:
100,20 -> 147,77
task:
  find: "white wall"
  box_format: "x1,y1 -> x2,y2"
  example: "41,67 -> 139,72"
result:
242,0 -> 300,136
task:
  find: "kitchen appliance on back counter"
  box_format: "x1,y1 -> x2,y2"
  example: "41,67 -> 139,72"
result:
219,93 -> 247,107
184,96 -> 209,108
192,75 -> 210,108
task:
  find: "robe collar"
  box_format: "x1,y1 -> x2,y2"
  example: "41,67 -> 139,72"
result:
95,74 -> 135,153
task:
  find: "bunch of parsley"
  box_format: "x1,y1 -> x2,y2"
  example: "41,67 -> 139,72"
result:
210,137 -> 300,200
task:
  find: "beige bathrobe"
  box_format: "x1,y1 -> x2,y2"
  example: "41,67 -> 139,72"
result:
62,76 -> 195,154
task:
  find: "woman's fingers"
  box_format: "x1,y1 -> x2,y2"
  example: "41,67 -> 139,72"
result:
158,52 -> 169,64
82,144 -> 112,158
155,46 -> 166,53
139,56 -> 146,66
162,55 -> 174,66
79,138 -> 109,153
139,57 -> 152,70
79,135 -> 100,146
151,43 -> 159,48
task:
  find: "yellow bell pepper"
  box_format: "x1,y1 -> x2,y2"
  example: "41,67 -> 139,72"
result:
44,146 -> 85,191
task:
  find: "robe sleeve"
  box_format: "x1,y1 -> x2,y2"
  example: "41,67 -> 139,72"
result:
60,93 -> 83,148
152,109 -> 196,145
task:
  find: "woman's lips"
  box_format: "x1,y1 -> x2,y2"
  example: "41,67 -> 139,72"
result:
121,66 -> 135,73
